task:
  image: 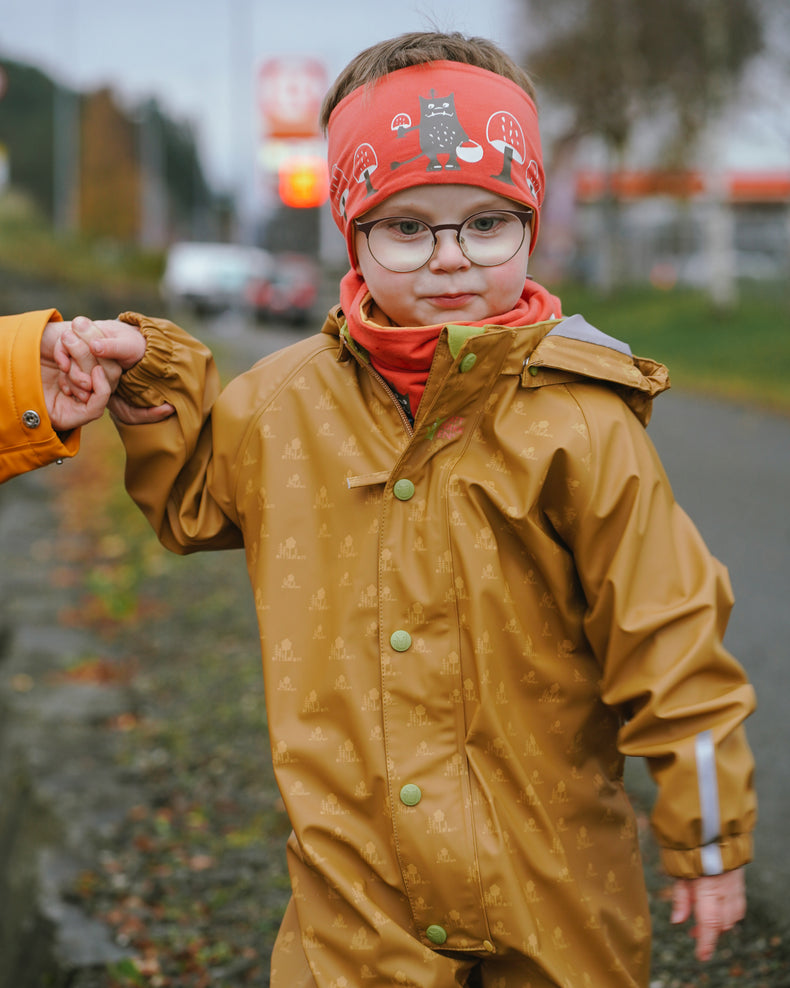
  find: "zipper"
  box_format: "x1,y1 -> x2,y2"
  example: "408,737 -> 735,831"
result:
365,363 -> 415,437
338,319 -> 415,437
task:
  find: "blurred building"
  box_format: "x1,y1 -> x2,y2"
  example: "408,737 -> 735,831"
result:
534,101 -> 790,292
79,88 -> 140,241
566,168 -> 790,289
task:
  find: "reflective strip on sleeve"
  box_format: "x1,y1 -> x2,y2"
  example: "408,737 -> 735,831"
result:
696,730 -> 724,875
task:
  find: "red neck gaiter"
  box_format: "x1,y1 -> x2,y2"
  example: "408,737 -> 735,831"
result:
340,268 -> 562,417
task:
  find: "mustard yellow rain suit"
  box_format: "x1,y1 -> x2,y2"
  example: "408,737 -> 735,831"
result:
112,308 -> 756,988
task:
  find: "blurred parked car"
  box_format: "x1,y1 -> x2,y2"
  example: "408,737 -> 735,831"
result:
162,242 -> 274,315
247,252 -> 320,325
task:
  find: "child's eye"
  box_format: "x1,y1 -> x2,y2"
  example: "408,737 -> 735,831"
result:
377,218 -> 427,239
394,219 -> 425,237
466,212 -> 506,235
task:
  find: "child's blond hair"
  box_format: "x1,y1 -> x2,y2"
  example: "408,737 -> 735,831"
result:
320,30 -> 537,133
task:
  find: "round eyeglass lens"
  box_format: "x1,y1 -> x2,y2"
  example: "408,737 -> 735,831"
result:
366,219 -> 434,272
459,211 -> 527,266
366,211 -> 528,272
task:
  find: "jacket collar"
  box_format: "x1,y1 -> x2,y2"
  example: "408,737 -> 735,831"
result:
323,306 -> 670,426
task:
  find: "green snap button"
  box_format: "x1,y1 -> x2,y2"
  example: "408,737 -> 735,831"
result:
390,630 -> 412,652
460,353 -> 477,373
528,364 -> 539,377
393,478 -> 415,501
426,925 -> 448,945
400,783 -> 422,806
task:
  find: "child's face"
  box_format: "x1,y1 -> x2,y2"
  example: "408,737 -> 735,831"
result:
353,185 -> 531,328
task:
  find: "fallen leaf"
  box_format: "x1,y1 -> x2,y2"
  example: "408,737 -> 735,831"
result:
188,854 -> 215,872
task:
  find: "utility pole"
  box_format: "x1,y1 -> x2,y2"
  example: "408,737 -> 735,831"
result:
702,0 -> 737,310
53,0 -> 80,233
231,0 -> 255,245
53,82 -> 80,233
139,100 -> 167,247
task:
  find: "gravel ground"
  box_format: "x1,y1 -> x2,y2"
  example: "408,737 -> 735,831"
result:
44,417 -> 790,988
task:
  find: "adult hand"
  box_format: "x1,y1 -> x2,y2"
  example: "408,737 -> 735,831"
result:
55,317 -> 123,399
670,867 -> 746,961
41,319 -> 113,431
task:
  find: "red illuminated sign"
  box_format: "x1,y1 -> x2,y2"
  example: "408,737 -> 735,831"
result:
278,155 -> 329,208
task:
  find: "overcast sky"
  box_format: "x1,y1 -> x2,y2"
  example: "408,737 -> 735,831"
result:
1,0 -> 787,198
0,0 -> 525,190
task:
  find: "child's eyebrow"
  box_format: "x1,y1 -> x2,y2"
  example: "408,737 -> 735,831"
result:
364,195 -> 515,223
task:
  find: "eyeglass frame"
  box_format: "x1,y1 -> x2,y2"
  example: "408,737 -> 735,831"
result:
353,208 -> 534,272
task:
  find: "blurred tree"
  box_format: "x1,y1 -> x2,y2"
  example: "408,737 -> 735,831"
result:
0,57 -> 218,243
0,61 -> 58,218
519,0 -> 764,295
137,99 -> 216,244
155,102 -> 215,239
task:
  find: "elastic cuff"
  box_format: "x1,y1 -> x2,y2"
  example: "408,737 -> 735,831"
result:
659,833 -> 753,879
115,312 -> 177,404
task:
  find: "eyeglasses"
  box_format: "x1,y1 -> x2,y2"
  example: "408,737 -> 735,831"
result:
354,208 -> 533,273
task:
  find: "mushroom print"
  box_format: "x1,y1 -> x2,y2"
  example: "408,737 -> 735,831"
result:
526,159 -> 542,204
330,164 -> 349,219
486,112 -> 526,186
391,112 -> 412,137
352,144 -> 379,196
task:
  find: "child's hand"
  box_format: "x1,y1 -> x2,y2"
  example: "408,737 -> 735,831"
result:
670,867 -> 746,961
80,318 -> 148,369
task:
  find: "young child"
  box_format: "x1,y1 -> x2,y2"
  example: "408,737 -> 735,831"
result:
86,31 -> 756,988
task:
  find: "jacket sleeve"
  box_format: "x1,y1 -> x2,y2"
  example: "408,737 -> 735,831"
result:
112,312 -> 244,554
549,384 -> 756,880
0,310 -> 81,485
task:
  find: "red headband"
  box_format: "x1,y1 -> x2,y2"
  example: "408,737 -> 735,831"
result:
326,60 -> 544,264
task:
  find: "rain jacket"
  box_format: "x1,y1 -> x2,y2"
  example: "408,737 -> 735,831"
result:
0,310 -> 80,484
113,307 -> 756,988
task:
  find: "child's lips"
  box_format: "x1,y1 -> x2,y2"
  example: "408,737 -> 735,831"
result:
426,292 -> 476,308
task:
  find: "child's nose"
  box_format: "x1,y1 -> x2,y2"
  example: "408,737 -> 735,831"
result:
429,230 -> 471,271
